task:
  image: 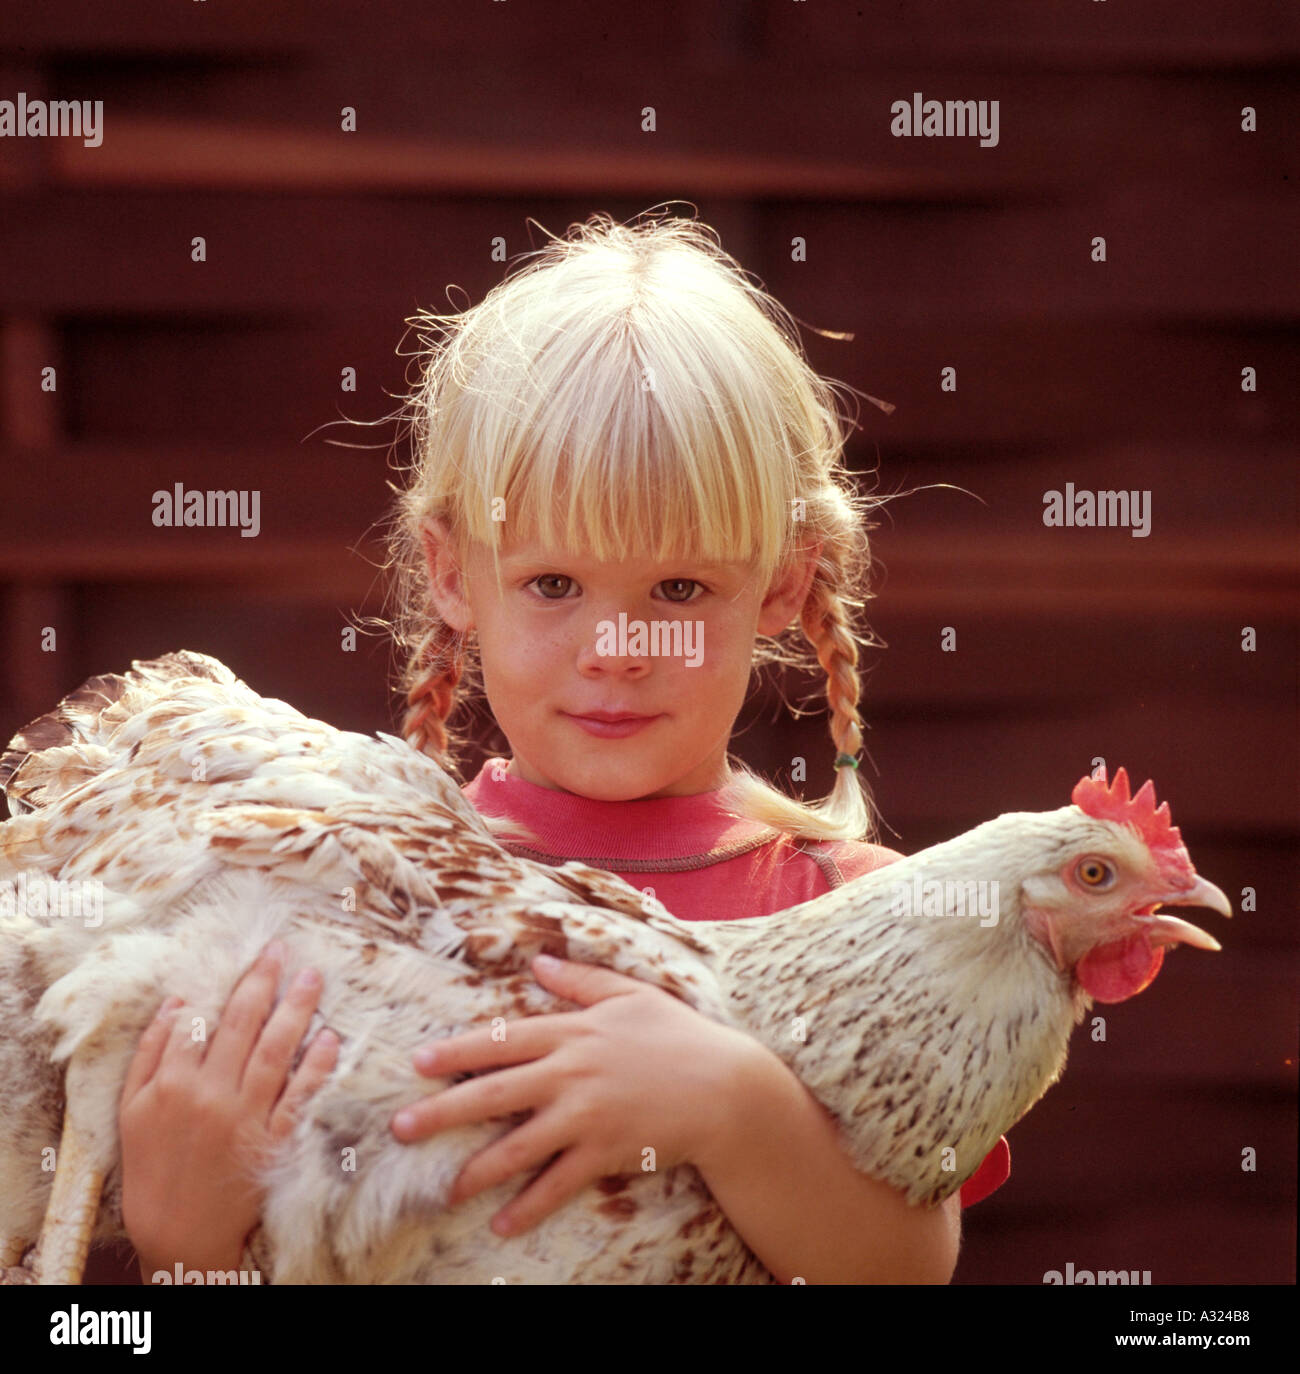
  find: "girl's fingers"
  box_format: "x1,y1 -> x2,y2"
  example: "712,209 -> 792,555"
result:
201,944 -> 286,1087
121,996 -> 183,1103
240,965 -> 326,1112
447,1109 -> 574,1207
267,1028 -> 340,1142
412,1014 -> 571,1077
486,1143 -> 605,1237
392,1062 -> 546,1142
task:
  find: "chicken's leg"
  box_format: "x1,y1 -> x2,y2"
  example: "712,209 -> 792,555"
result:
33,1103 -> 105,1284
7,1055 -> 109,1285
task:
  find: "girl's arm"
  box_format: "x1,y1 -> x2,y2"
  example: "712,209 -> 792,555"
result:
119,942 -> 338,1282
694,1037 -> 962,1284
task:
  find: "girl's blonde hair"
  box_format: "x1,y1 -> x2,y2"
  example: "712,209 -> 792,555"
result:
382,209 -> 886,843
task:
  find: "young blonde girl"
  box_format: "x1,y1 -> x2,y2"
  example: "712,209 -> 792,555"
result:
120,211 -> 990,1284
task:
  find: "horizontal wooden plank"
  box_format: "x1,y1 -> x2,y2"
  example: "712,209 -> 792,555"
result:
47,313 -> 1300,451
854,609 -> 1297,709
7,0 -> 1299,67
758,0 -> 1300,68
848,440 -> 1299,522
0,528 -> 1291,619
0,2 -> 314,52
864,534 -> 1299,615
38,115 -> 982,201
14,64 -> 1295,197
0,443 -> 389,542
58,315 -> 410,444
3,438 -> 1294,546
1,192 -> 1292,329
4,0 -> 709,61
764,195 -> 1300,332
853,700 -> 1295,835
959,1196 -> 1295,1285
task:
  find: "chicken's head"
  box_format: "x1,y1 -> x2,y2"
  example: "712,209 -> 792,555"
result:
1020,767 -> 1232,1003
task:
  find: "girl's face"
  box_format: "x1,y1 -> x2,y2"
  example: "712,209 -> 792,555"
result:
422,521 -> 822,800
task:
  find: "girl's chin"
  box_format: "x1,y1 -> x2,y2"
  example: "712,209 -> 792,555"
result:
543,756 -> 680,801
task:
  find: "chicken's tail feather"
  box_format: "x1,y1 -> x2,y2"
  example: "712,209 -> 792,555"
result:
0,649 -> 240,815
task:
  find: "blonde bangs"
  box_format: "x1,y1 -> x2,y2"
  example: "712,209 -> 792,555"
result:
431,272 -> 799,595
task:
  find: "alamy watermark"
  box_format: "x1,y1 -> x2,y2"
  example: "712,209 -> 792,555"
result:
595,612 -> 703,667
1043,484 -> 1151,538
1,93 -> 102,148
0,872 -> 103,926
890,92 -> 999,148
1043,1262 -> 1151,1285
150,1263 -> 262,1285
152,484 -> 261,537
890,877 -> 1000,927
49,1307 -> 150,1354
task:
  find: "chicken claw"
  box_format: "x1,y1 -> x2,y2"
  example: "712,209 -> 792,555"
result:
0,1236 -> 37,1284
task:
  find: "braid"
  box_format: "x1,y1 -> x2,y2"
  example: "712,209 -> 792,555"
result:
402,622 -> 464,765
800,570 -> 866,767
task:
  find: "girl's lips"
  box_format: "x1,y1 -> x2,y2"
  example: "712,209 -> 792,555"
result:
564,713 -> 661,739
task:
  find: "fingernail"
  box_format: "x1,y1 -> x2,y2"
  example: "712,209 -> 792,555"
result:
157,995 -> 181,1017
392,1110 -> 415,1135
413,1046 -> 438,1072
535,953 -> 559,969
492,1214 -> 514,1236
264,940 -> 286,963
294,967 -> 321,990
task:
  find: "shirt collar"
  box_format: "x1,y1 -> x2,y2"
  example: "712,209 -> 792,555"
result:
460,757 -> 779,864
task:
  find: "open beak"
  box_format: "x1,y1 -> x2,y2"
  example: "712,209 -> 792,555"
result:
1138,875 -> 1233,952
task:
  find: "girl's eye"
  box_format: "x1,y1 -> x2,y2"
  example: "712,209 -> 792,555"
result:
1075,857 -> 1115,888
531,575 -> 574,599
527,576 -> 704,602
657,578 -> 701,603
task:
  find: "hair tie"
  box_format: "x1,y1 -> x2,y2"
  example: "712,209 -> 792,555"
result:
833,752 -> 860,770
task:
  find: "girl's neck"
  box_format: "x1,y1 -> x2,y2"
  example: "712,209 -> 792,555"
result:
463,757 -> 770,864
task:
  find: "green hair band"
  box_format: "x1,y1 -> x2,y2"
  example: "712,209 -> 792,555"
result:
833,752 -> 860,770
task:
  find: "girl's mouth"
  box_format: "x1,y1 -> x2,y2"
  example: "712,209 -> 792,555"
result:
563,713 -> 661,739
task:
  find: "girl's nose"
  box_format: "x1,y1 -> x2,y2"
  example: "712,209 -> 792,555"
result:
575,612 -> 652,675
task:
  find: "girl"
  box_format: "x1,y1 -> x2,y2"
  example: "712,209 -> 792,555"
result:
119,210 -> 1006,1285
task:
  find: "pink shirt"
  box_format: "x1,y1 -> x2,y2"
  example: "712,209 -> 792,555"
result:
461,757 -> 905,918
460,757 -> 1010,1208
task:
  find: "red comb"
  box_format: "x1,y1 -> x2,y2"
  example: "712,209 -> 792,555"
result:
1072,766 -> 1191,874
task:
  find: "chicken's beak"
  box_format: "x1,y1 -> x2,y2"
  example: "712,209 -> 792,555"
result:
1139,875 -> 1233,952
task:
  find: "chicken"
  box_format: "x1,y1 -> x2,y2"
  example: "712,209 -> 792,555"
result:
0,651 -> 1232,1284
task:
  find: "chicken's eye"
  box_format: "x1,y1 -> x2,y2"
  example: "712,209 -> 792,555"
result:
1076,857 -> 1115,888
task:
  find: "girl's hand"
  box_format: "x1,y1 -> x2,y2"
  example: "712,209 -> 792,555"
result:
391,953 -> 763,1237
119,941 -> 339,1280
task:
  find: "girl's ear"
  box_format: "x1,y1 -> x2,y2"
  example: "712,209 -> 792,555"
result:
756,540 -> 823,636
420,517 -> 475,632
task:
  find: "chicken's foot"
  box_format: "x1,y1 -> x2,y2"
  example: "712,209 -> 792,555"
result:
0,1235 -> 37,1284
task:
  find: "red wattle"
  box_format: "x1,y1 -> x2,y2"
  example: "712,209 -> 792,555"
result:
1076,934 -> 1165,1003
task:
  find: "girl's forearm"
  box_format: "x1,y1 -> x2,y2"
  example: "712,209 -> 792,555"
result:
694,1044 -> 962,1284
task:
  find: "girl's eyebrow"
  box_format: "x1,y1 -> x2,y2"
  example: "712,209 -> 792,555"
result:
501,551 -> 738,574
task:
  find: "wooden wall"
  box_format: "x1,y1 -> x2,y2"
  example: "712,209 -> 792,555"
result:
0,1 -> 1294,1287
